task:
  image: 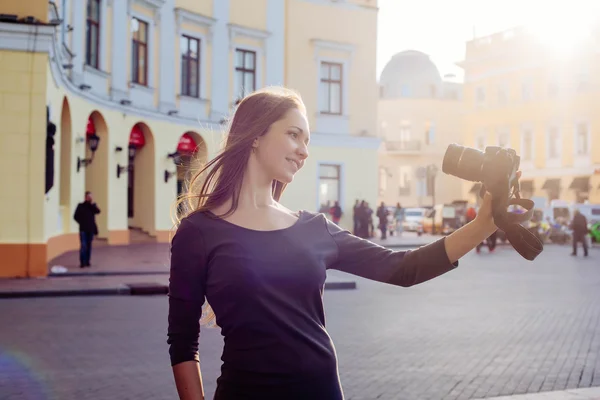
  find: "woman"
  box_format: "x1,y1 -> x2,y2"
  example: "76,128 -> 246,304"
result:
167,87 -> 502,400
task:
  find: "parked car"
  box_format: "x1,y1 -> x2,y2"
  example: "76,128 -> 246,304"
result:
422,204 -> 460,235
402,208 -> 427,234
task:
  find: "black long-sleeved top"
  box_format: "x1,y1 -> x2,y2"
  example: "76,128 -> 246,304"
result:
167,210 -> 459,399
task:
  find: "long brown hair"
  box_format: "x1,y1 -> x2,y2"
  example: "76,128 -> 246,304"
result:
172,86 -> 306,224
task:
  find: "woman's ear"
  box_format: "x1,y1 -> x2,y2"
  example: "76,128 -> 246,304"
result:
252,137 -> 259,149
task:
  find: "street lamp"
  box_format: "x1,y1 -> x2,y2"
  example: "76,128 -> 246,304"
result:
427,164 -> 438,234
116,144 -> 137,179
77,133 -> 100,172
164,151 -> 181,183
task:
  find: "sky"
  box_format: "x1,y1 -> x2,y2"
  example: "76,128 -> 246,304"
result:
376,0 -> 600,81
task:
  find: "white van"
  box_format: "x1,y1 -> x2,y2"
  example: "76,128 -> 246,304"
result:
402,208 -> 427,232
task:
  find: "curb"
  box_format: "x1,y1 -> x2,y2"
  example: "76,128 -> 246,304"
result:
49,270 -> 169,278
0,280 -> 356,299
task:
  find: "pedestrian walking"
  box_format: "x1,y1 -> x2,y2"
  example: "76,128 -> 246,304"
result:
377,202 -> 389,239
73,191 -> 100,268
570,209 -> 589,257
328,200 -> 343,225
167,87 -> 507,400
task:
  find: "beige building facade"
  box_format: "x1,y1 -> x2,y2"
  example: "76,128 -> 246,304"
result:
377,51 -> 465,208
0,0 -> 380,278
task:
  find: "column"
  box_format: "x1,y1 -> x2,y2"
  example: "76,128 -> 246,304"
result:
210,0 -> 230,121
265,0 -> 285,86
110,0 -> 129,101
70,0 -> 86,85
158,0 -> 177,113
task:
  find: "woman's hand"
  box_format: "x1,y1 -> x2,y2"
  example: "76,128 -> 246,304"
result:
474,171 -> 522,231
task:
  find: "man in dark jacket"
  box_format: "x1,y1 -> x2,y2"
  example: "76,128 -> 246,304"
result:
570,209 -> 589,257
74,191 -> 101,268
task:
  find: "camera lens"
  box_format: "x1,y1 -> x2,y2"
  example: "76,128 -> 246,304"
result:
442,144 -> 485,182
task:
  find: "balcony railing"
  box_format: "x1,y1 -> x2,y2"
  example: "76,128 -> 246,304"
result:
384,139 -> 422,152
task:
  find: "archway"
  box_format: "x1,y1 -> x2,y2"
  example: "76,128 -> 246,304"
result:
59,97 -> 72,231
127,122 -> 155,236
83,111 -> 109,240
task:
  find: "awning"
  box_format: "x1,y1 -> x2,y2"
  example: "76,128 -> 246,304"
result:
177,132 -> 198,155
129,124 -> 145,148
541,178 -> 560,191
569,176 -> 590,191
469,183 -> 482,194
519,180 -> 534,192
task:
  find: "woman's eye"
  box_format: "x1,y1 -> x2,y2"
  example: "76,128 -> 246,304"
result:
289,132 -> 298,139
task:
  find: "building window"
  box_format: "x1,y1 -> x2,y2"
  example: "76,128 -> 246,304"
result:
425,121 -> 435,145
234,49 -> 256,100
476,134 -> 486,150
400,84 -> 411,97
577,73 -> 589,92
319,62 -> 343,114
576,123 -> 589,155
379,167 -> 387,196
398,166 -> 411,196
131,17 -> 148,86
522,81 -> 533,101
180,35 -> 200,98
497,129 -> 509,147
476,87 -> 486,104
85,0 -> 101,69
522,129 -> 533,161
399,121 -> 411,142
318,164 -> 341,209
430,85 -> 437,98
497,85 -> 507,105
548,80 -> 559,97
547,127 -> 559,159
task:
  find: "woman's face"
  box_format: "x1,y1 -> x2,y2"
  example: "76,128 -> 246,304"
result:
253,108 -> 310,184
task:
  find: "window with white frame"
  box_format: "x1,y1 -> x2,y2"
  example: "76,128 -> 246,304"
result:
522,128 -> 533,161
131,17 -> 148,85
379,167 -> 387,196
522,80 -> 533,101
399,121 -> 411,142
576,123 -> 589,155
547,127 -> 559,159
497,84 -> 507,105
86,0 -> 101,69
425,121 -> 435,145
476,87 -> 486,104
497,128 -> 509,147
548,79 -> 559,97
234,48 -> 256,100
476,134 -> 486,150
318,164 -> 341,208
400,84 -> 411,97
180,35 -> 200,98
398,166 -> 411,196
319,62 -> 343,114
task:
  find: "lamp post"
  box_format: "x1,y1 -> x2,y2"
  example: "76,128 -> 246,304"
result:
77,133 -> 100,172
427,164 -> 438,234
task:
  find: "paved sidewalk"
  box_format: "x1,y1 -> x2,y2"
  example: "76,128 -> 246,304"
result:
473,386 -> 600,399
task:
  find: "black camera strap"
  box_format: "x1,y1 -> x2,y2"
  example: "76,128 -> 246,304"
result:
479,186 -> 543,261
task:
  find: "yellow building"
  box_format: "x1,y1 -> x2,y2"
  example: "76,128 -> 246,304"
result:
0,0 -> 380,278
378,51 -> 464,207
459,27 -> 600,205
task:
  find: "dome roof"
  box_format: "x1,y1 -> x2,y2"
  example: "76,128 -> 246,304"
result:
379,50 -> 443,99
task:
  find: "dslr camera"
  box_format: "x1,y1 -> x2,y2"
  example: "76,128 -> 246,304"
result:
442,144 -> 543,261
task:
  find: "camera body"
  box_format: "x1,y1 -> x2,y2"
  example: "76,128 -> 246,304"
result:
442,143 -> 543,261
442,144 -> 520,200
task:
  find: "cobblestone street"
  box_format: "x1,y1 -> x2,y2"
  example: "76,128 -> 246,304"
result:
1,245 -> 599,400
